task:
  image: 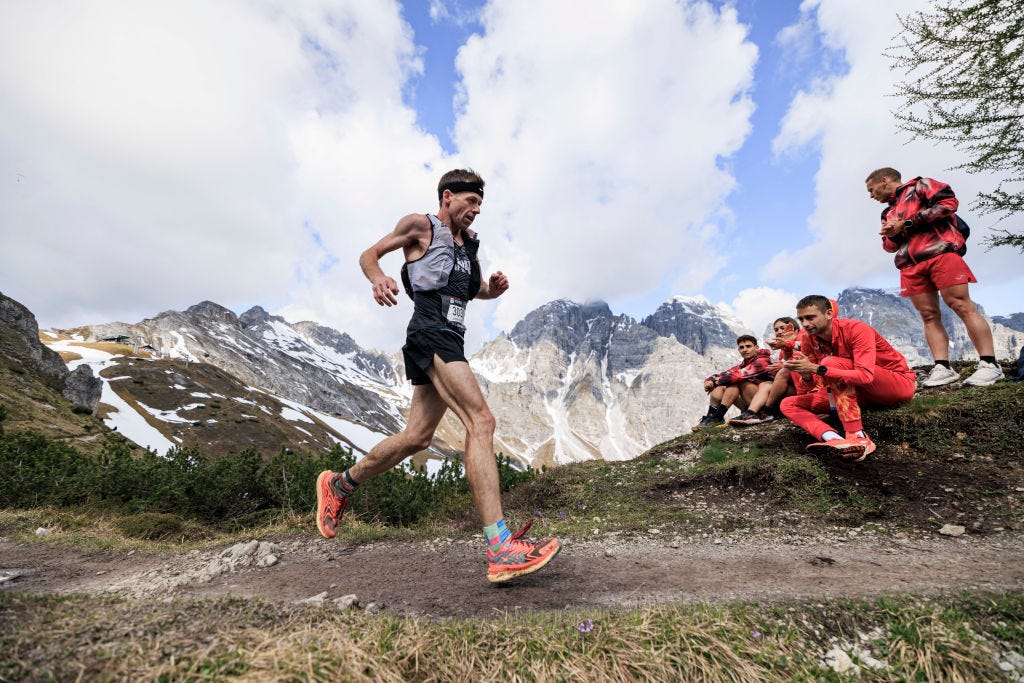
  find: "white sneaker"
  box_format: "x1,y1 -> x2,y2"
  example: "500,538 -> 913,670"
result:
921,364 -> 960,387
963,360 -> 1005,386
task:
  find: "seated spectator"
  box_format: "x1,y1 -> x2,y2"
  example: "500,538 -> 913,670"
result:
692,335 -> 775,431
780,295 -> 916,462
731,316 -> 800,426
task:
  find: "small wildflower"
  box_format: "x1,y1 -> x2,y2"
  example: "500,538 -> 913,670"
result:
577,619 -> 595,633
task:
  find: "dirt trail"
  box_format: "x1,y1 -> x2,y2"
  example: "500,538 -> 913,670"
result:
3,530 -> 1023,619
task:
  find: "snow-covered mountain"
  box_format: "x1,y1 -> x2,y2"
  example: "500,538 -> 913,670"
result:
472,299 -> 748,467
38,288 -> 1022,470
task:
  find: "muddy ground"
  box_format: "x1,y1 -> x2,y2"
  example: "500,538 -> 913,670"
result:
3,525 -> 1023,620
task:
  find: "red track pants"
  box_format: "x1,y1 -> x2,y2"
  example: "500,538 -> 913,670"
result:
780,357 -> 915,440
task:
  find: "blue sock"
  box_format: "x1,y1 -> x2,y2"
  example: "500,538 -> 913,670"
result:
333,470 -> 358,496
484,519 -> 511,549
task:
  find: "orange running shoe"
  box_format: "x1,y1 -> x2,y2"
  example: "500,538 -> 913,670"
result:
316,470 -> 348,539
806,435 -> 875,462
486,522 -> 561,583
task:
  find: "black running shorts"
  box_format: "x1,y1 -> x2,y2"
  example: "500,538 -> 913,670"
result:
402,327 -> 467,385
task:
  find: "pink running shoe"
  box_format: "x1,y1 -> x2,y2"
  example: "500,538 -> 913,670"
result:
316,470 -> 349,539
486,520 -> 561,583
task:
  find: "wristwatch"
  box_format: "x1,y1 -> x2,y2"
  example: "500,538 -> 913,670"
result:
902,218 -> 913,230
815,364 -> 828,376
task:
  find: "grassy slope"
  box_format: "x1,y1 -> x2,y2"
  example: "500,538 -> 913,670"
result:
1,380 -> 1022,680
0,334 -> 115,458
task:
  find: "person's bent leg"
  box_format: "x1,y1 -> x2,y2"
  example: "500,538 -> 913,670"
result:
350,384 -> 448,481
780,389 -> 833,440
730,381 -> 777,426
747,381 -> 772,412
317,384 -> 448,539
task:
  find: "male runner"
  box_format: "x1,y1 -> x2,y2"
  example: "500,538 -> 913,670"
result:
316,169 -> 560,583
781,295 -> 916,462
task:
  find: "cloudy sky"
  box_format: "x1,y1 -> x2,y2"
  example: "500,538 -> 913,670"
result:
2,0 -> 1021,353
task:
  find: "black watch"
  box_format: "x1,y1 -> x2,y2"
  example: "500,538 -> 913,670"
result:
903,219 -> 913,230
815,364 -> 828,376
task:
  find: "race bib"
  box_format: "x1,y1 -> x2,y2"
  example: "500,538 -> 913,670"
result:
441,296 -> 466,330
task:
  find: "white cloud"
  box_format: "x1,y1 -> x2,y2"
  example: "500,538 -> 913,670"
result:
730,286 -> 800,343
449,0 -> 758,335
0,1 -> 444,351
1,0 -> 764,355
766,0 -> 1024,316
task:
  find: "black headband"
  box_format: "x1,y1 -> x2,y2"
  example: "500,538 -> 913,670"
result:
438,181 -> 484,200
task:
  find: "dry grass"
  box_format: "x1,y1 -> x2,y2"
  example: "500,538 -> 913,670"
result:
1,592 -> 1019,681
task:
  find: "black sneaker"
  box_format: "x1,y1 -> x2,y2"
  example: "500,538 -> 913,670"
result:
756,410 -> 775,423
728,410 -> 761,427
691,415 -> 712,432
692,415 -> 726,431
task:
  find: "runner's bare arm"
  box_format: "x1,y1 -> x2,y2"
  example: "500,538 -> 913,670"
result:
475,270 -> 509,300
359,214 -> 431,307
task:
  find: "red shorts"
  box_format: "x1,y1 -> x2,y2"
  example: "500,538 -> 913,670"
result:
900,252 -> 976,297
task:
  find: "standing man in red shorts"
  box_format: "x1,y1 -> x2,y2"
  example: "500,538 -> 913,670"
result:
781,295 -> 916,462
865,168 -> 1004,387
315,169 -> 560,583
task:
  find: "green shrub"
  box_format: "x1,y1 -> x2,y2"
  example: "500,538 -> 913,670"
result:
0,430 -> 535,530
116,512 -> 184,540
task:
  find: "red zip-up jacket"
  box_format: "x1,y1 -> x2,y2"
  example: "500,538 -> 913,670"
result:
881,176 -> 962,269
706,348 -> 775,387
800,318 -> 914,387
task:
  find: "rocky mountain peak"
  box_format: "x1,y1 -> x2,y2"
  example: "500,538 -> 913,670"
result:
239,305 -> 277,327
509,299 -> 613,349
186,301 -> 239,326
642,296 -> 750,354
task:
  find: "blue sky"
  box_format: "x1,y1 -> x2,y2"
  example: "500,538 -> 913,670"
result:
1,1 -> 1020,353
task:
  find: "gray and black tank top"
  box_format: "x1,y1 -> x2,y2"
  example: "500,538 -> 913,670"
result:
401,214 -> 481,335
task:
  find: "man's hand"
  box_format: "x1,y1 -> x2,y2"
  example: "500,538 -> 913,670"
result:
488,271 -> 509,298
703,379 -> 715,393
785,351 -> 820,375
371,276 -> 400,307
880,216 -> 904,239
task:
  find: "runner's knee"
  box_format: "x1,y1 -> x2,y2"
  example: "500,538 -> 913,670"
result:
400,426 -> 436,452
464,408 -> 496,438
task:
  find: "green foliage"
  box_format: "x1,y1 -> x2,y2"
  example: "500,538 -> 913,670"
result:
889,0 -> 1024,250
348,452 -> 533,526
0,403 -> 7,422
116,512 -> 184,540
260,444 -> 355,512
0,429 -> 534,529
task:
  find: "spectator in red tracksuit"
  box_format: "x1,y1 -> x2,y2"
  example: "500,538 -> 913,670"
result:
692,335 -> 775,431
731,316 -> 804,426
865,168 -> 1003,388
781,294 -> 916,462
